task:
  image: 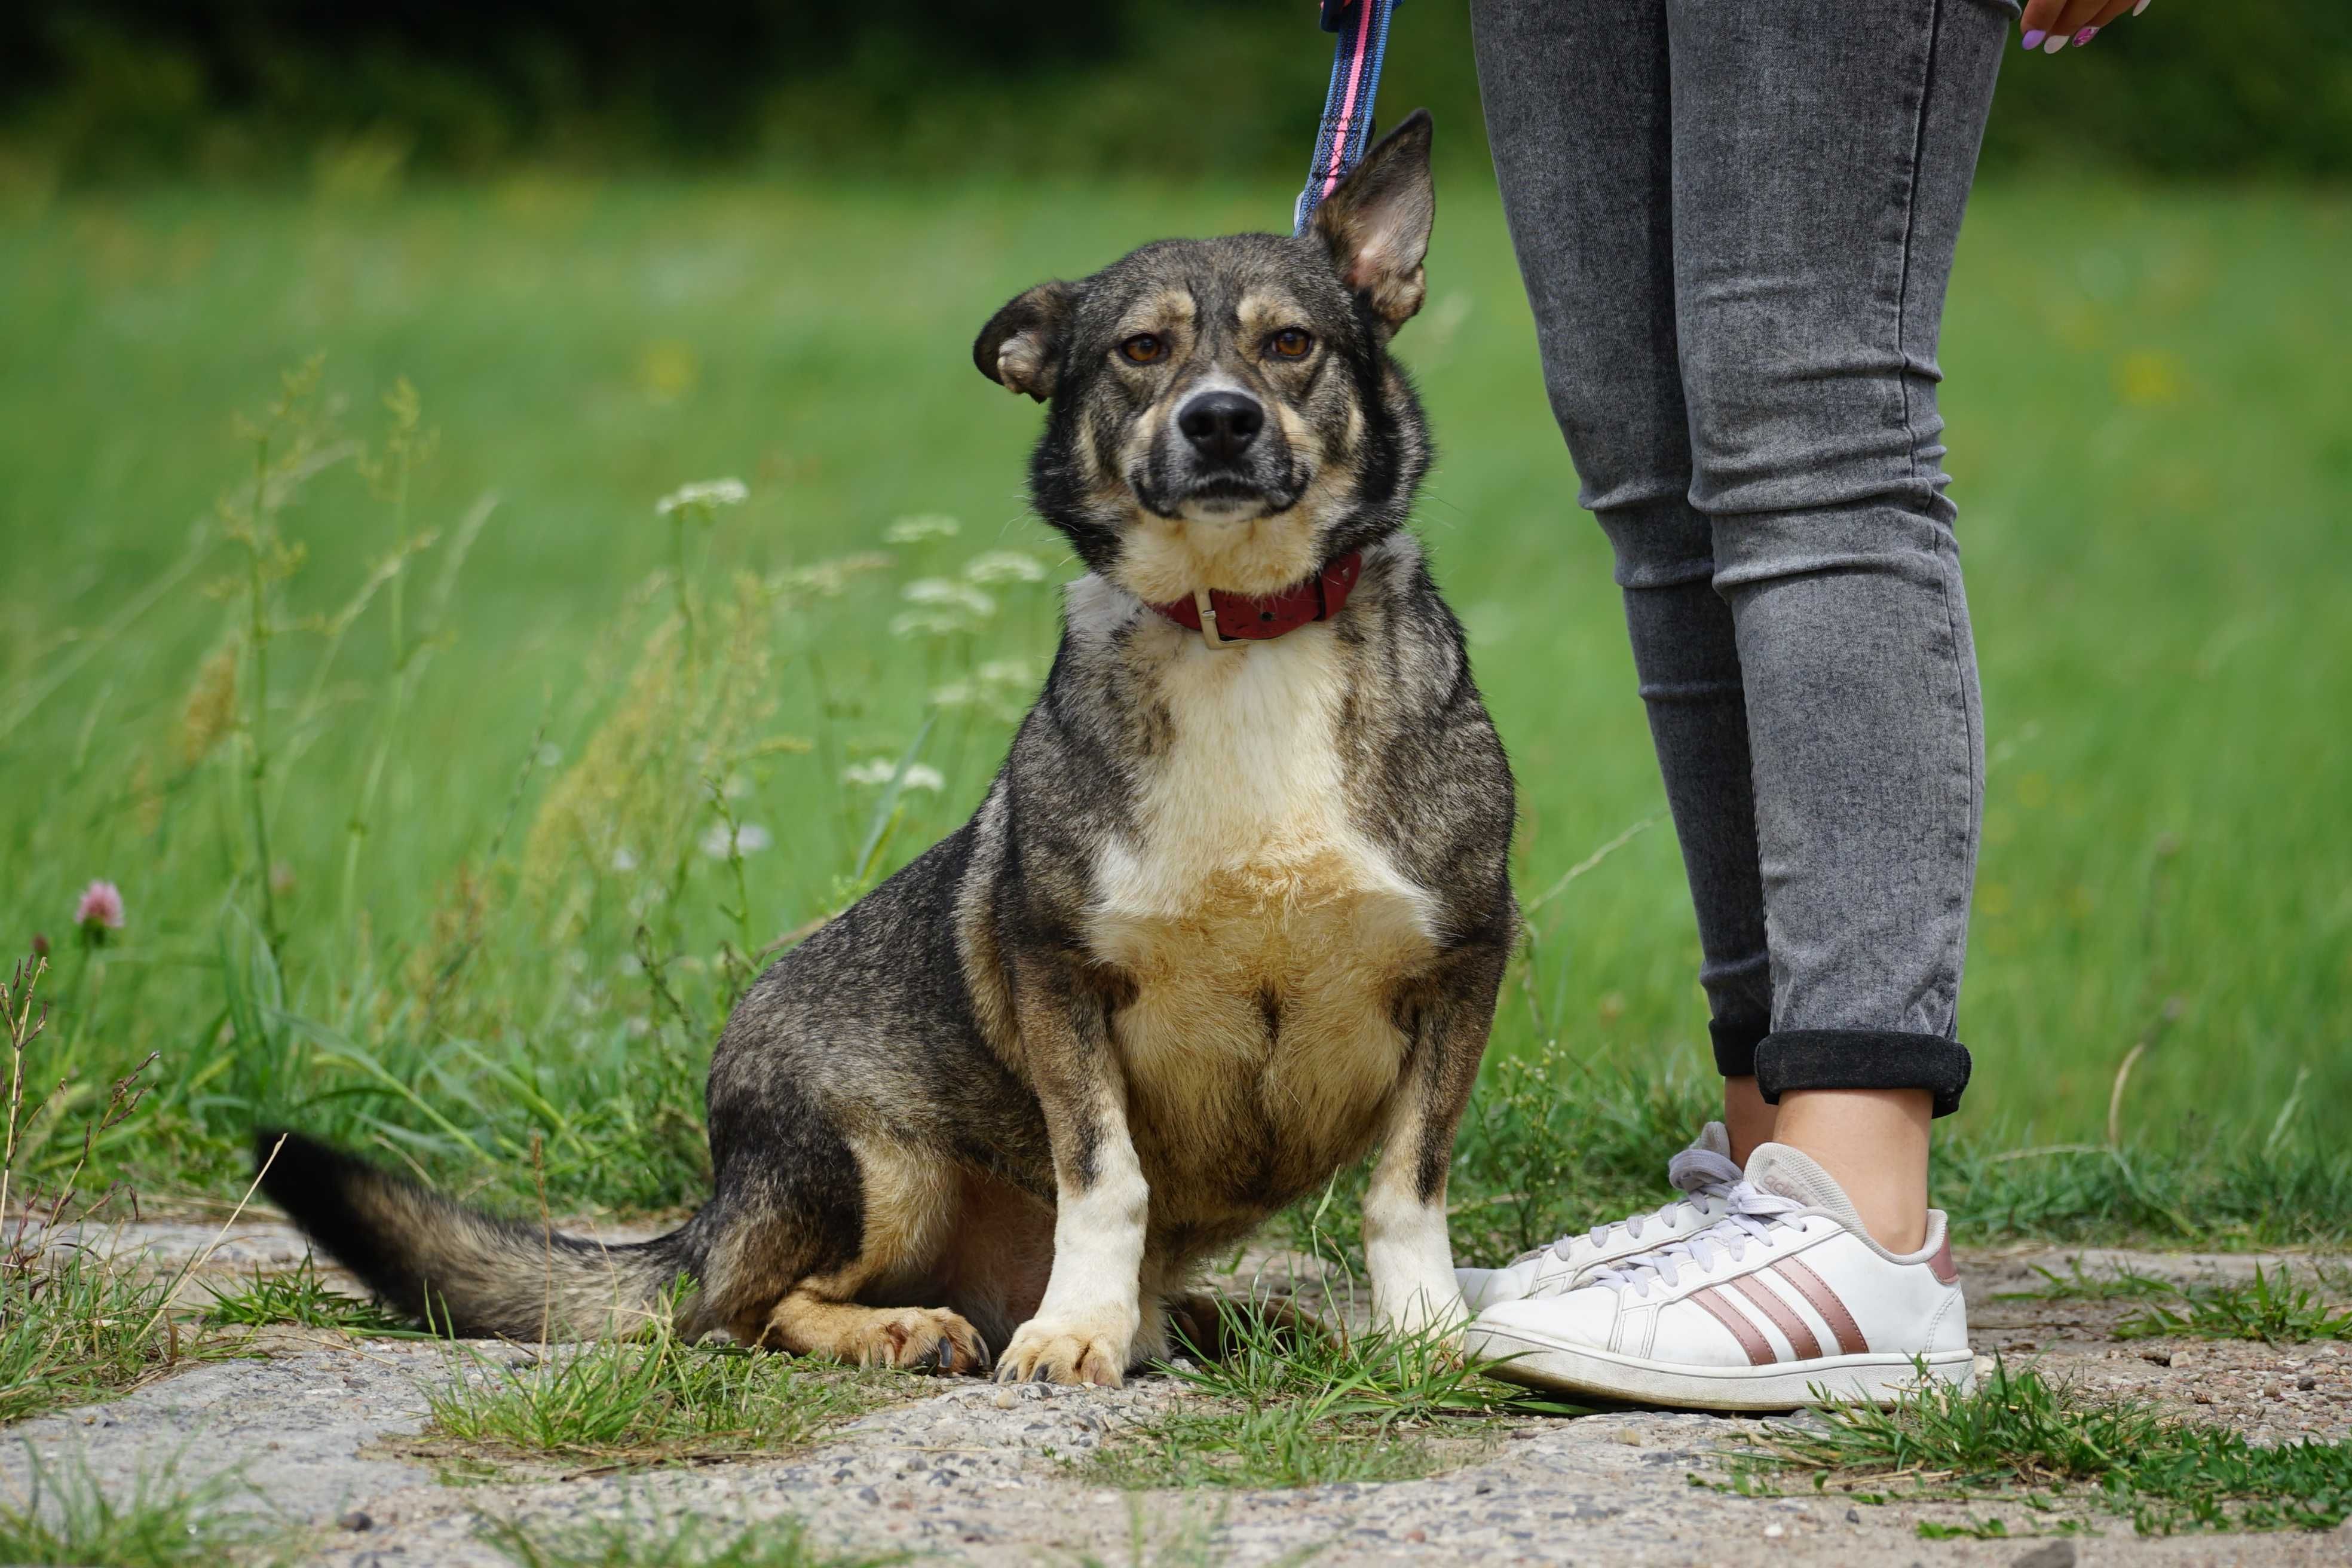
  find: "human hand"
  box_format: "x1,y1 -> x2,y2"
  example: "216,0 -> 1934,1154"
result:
2019,0 -> 2148,54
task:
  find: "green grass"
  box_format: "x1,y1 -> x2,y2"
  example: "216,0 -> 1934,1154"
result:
198,1253 -> 408,1334
0,1250 -> 204,1425
0,173 -> 2346,1244
419,1319 -> 887,1466
0,1455 -> 287,1567
477,1509 -> 905,1568
2112,1266 -> 2352,1345
1735,1359 -> 2352,1535
0,960 -> 227,1424
1082,1302 -> 1562,1490
1996,1259 -> 2181,1304
1995,1258 -> 2352,1343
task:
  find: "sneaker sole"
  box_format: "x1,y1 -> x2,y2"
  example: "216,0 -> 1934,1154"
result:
1469,1324 -> 1975,1411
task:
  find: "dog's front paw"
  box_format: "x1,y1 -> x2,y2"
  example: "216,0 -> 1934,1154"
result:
995,1315 -> 1132,1388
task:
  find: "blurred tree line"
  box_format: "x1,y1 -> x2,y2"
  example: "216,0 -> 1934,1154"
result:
4,1 -> 2347,185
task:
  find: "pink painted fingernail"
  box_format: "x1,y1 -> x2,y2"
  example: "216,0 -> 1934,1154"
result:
2074,26 -> 2099,45
2020,28 -> 2046,48
2042,31 -> 2068,52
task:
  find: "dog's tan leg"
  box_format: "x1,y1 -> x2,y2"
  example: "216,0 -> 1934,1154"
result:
994,976 -> 1148,1387
732,1134 -> 984,1373
760,1289 -> 989,1373
1364,944 -> 1508,1336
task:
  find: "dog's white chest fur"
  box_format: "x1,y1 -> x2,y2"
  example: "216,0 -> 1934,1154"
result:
1084,623 -> 1441,1200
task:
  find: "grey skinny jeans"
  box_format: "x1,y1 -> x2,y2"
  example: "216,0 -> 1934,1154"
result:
1471,0 -> 2010,1116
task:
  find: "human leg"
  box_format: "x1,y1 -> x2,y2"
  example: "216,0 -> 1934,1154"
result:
1469,0 -> 1777,1104
1665,0 -> 2011,1250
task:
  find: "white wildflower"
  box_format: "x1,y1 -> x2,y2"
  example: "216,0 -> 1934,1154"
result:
610,846 -> 639,873
963,550 -> 1046,585
655,477 -> 749,517
779,553 -> 892,599
978,658 -> 1037,686
841,760 -> 945,792
699,822 -> 773,859
890,610 -> 966,641
884,513 -> 961,544
902,578 -> 996,616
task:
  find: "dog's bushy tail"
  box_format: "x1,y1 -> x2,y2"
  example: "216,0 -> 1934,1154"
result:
253,1129 -> 694,1341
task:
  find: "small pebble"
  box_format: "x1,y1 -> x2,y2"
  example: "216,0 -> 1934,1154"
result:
1615,1429 -> 1642,1446
336,1511 -> 373,1533
1845,1508 -> 1862,1524
1763,1523 -> 1784,1538
2299,1376 -> 2319,1391
993,1388 -> 1018,1409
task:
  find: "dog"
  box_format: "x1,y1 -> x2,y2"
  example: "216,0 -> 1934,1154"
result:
257,109 -> 1518,1386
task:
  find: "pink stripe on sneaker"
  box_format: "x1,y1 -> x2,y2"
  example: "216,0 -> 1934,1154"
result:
1774,1257 -> 1869,1356
1731,1274 -> 1822,1362
1690,1287 -> 1774,1366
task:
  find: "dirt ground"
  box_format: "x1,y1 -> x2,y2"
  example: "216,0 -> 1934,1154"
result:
14,1218 -> 2351,1567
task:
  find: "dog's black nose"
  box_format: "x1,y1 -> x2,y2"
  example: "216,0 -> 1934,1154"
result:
1177,390 -> 1264,463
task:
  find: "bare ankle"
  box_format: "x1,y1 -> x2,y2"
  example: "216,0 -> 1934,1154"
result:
1722,1075 -> 1776,1165
1771,1088 -> 1933,1253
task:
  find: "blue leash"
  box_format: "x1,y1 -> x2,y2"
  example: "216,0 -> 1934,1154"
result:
1294,0 -> 1402,235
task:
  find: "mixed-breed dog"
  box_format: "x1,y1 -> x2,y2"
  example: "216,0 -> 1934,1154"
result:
261,113 -> 1973,1414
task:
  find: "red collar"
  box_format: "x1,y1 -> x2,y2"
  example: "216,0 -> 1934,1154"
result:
1148,553 -> 1363,648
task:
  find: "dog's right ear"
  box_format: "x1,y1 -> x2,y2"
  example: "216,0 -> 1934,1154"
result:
974,281 -> 1076,402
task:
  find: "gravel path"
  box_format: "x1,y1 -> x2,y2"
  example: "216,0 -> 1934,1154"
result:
10,1220 -> 2350,1566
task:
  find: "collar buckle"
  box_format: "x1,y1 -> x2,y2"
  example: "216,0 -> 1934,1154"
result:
1192,586 -> 1239,650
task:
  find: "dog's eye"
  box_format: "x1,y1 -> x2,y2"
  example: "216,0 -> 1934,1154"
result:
1268,329 -> 1314,360
1119,334 -> 1168,365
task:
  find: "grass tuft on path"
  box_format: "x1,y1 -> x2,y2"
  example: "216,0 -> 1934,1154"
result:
200,1253 -> 409,1334
421,1316 -> 889,1467
1083,1301 -> 1571,1490
1738,1358 -> 2352,1535
0,960 -> 230,1425
0,1456 -> 288,1568
2111,1265 -> 2352,1345
478,1508 -> 906,1568
1996,1259 -> 2352,1343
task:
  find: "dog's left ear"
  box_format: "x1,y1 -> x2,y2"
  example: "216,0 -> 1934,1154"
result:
974,281 -> 1077,402
1311,108 -> 1435,336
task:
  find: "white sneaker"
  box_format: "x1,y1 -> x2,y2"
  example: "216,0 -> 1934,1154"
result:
1465,1143 -> 1973,1411
1453,1122 -> 1745,1312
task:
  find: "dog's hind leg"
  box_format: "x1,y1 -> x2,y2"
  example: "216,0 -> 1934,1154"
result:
747,1138 -> 988,1374
763,1292 -> 988,1372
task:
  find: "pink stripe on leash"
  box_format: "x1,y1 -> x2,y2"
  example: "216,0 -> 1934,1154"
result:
1318,0 -> 1375,204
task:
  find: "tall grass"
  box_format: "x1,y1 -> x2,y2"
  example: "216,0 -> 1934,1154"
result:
4,348 -> 2348,1248
0,959 -> 244,1423
1,177 -> 2347,1252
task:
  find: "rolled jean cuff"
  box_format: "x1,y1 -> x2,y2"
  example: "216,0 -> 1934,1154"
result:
1754,1030 -> 1972,1119
1709,1016 -> 1771,1080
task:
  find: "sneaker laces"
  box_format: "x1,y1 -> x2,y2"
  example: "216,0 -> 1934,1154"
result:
1587,1183 -> 1815,1298
1517,1144 -> 1746,1266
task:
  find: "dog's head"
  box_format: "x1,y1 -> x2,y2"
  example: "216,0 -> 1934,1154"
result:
974,111 -> 1437,604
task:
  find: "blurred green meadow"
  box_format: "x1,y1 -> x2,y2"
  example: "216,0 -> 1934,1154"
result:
1,169 -> 2348,1244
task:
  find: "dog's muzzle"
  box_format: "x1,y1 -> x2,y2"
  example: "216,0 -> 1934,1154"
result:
1142,388 -> 1301,519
